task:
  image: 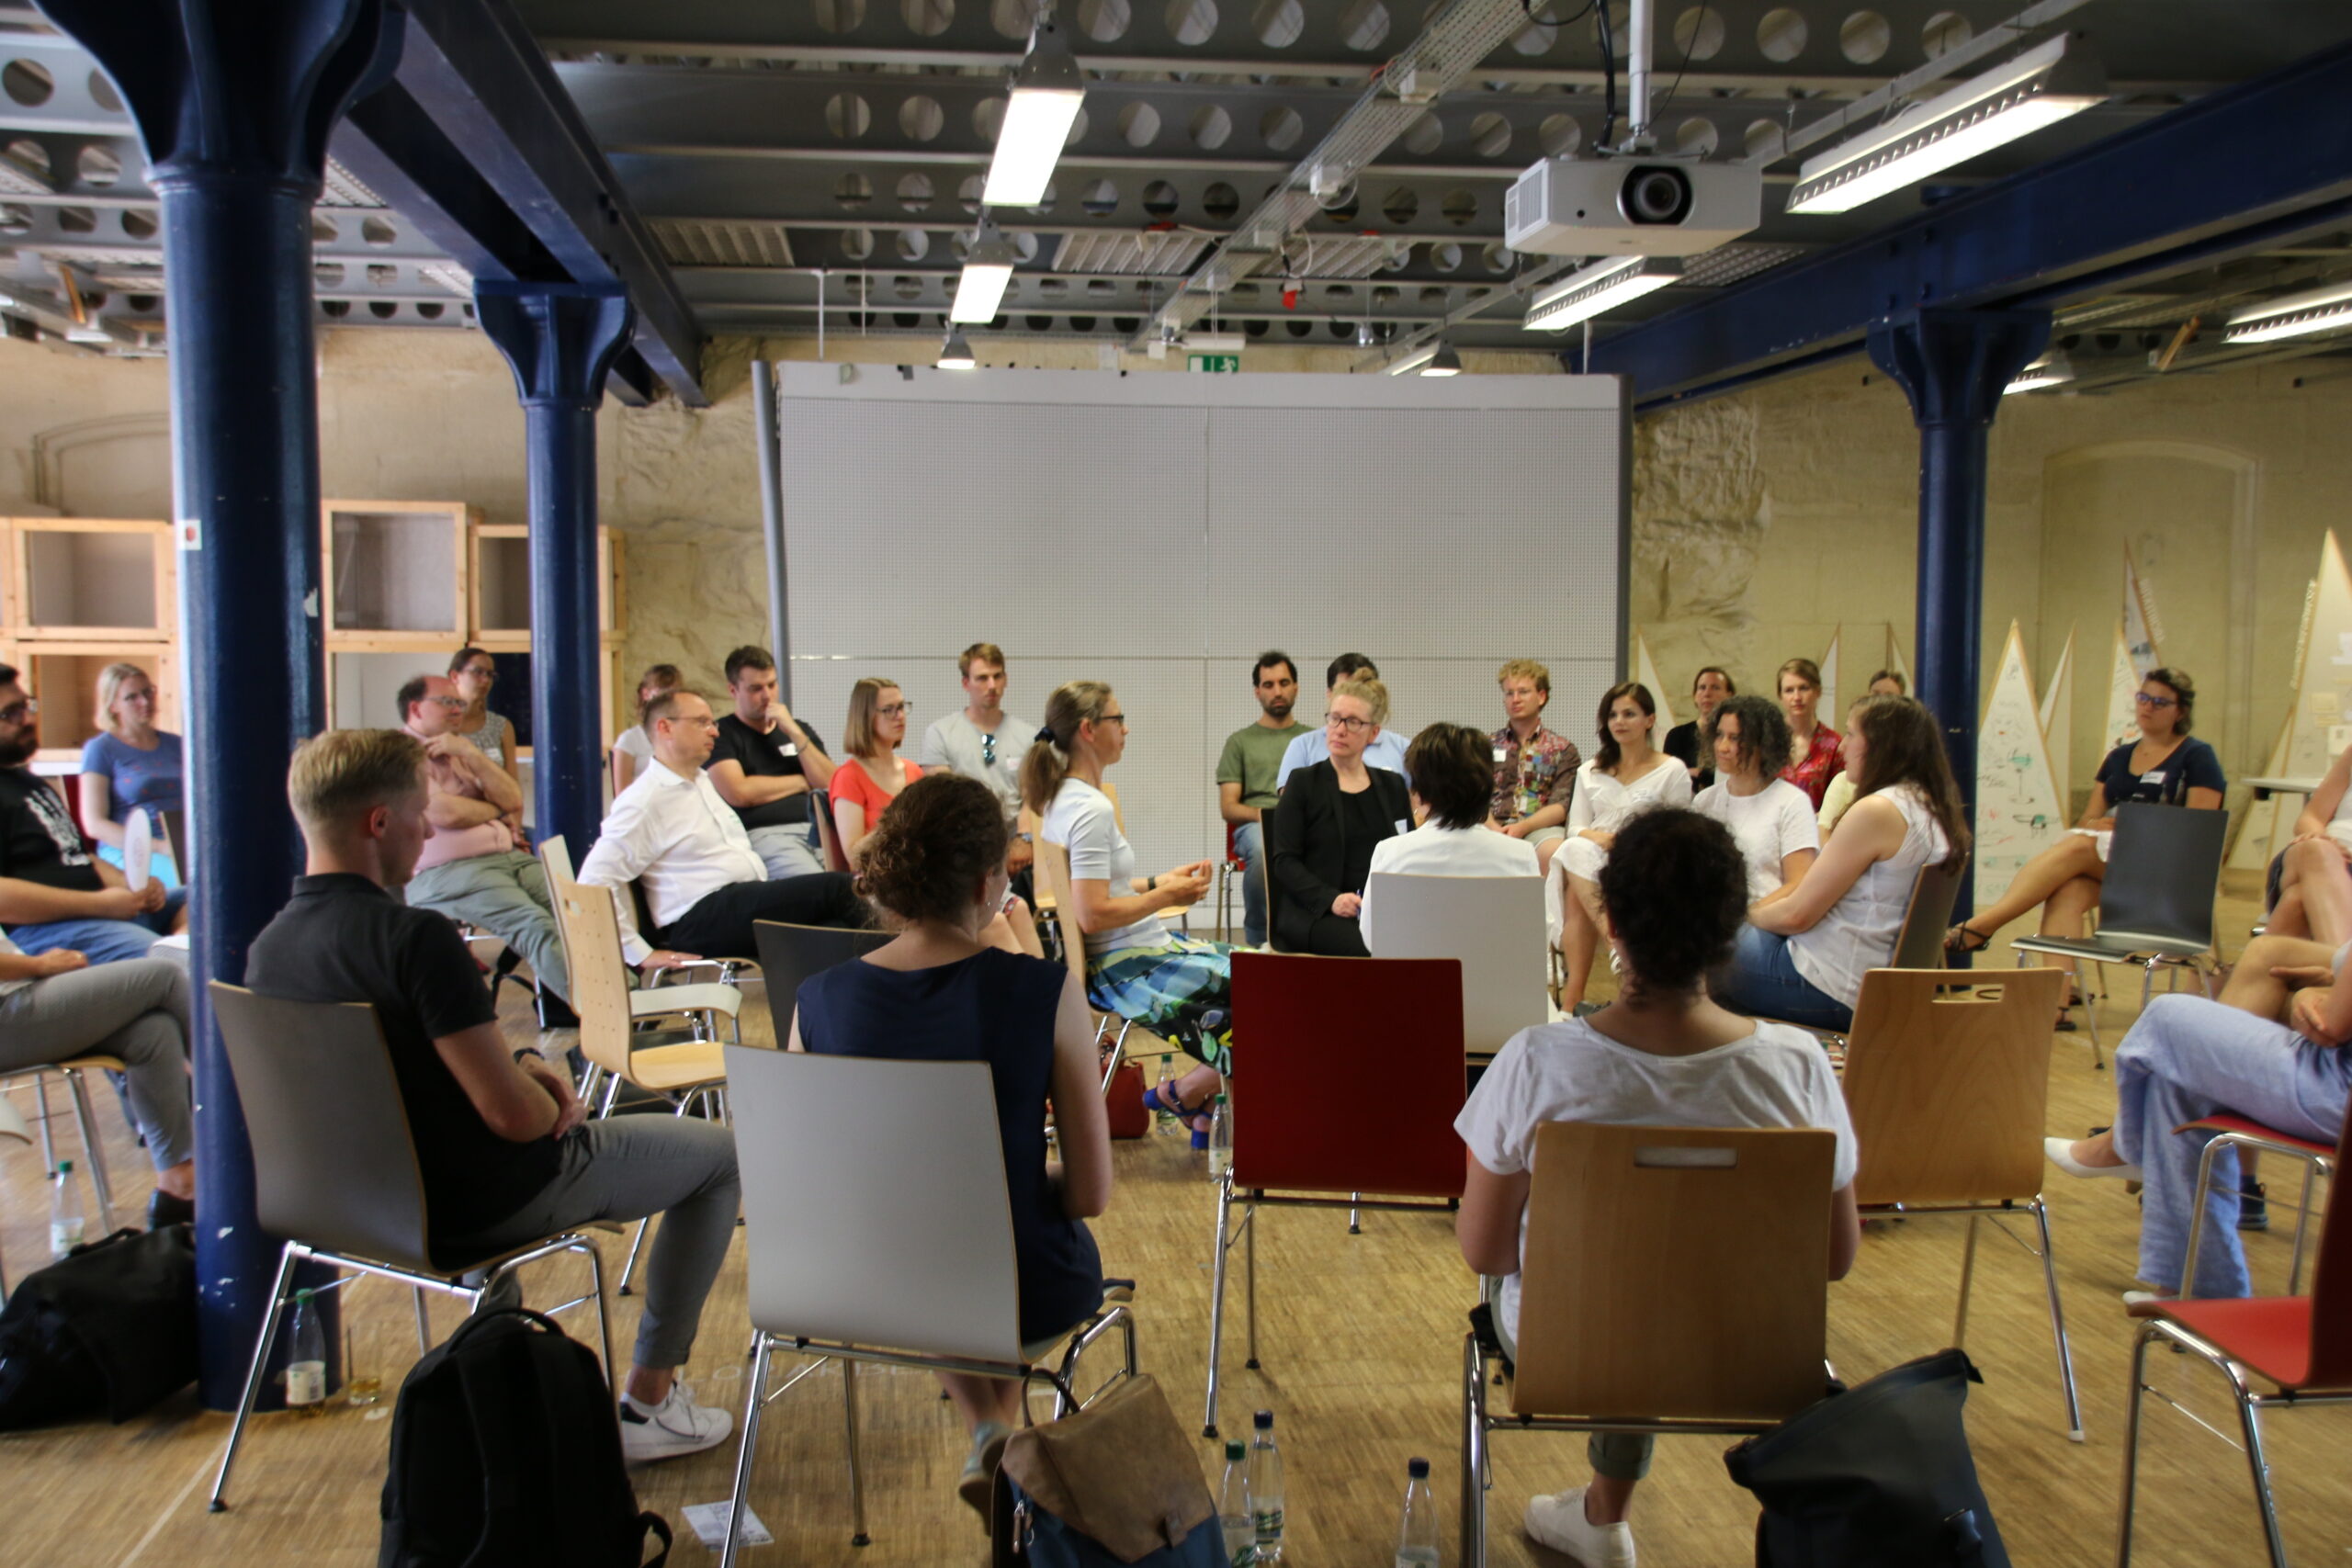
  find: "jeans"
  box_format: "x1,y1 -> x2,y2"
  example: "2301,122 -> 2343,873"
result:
9,888 -> 188,964
747,822 -> 825,880
1234,821 -> 1267,948
0,956 -> 193,1170
2110,994 -> 2352,1299
1713,924 -> 1853,1031
444,1116 -> 741,1369
406,850 -> 571,1003
654,873 -> 865,960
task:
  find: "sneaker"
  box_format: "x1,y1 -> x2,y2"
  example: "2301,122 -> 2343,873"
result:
1524,1488 -> 1635,1568
2239,1181 -> 2269,1232
957,1420 -> 1012,1529
619,1381 -> 733,1461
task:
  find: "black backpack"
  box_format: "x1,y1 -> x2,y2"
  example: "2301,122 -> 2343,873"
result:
0,1224 -> 198,1429
379,1307 -> 671,1568
1724,1348 -> 2009,1568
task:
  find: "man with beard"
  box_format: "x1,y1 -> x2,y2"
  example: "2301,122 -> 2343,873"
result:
0,663 -> 187,963
1216,651 -> 1306,949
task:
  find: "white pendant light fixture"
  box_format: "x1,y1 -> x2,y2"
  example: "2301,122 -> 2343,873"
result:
1524,256 -> 1684,333
2223,279 -> 2352,345
982,15 -> 1085,208
1787,33 -> 2106,216
2004,347 -> 2074,394
936,329 -> 978,369
1419,342 -> 1464,377
951,220 -> 1019,324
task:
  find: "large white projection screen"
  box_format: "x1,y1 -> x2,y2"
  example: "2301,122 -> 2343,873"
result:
775,365 -> 1629,884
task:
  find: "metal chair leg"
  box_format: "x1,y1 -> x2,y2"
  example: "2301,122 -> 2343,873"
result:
841,1359 -> 870,1547
2231,1363 -> 2290,1568
62,1068 -> 119,1234
2113,1325 -> 2154,1567
721,1334 -> 771,1568
617,1217 -> 651,1296
1243,1196 -> 1260,1371
1348,1190 -> 1362,1235
1461,1332 -> 1488,1568
2032,1199 -> 2085,1442
413,1287 -> 433,1351
32,1072 -> 56,1173
1953,1213 -> 1979,1346
209,1243 -> 302,1511
1203,1173 -> 1234,1438
578,1239 -> 615,1388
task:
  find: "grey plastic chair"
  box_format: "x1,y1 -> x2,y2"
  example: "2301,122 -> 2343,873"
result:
753,919 -> 892,1043
206,983 -> 612,1512
2009,803 -> 2230,1065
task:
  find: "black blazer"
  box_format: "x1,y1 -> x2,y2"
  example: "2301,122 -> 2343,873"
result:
1266,761 -> 1413,951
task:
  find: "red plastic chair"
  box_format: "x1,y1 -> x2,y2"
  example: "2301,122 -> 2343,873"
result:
1215,819 -> 1249,944
2175,1112 -> 2338,1298
2118,1100 -> 2352,1567
1203,951 -> 1466,1438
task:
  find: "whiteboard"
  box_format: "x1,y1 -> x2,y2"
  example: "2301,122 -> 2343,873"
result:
775,365 -> 1629,882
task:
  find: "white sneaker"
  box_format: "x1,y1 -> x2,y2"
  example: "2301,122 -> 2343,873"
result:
618,1380 -> 733,1461
1524,1488 -> 1636,1568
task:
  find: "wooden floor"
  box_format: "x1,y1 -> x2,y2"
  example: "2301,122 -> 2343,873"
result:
3,874 -> 2346,1567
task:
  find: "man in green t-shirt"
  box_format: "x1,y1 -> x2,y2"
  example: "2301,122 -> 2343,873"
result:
1216,651 -> 1306,948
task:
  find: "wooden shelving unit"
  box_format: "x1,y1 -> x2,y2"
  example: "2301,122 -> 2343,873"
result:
0,516 -> 181,761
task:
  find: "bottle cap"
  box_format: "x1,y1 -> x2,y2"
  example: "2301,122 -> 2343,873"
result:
1408,1457 -> 1430,1479
1253,1409 -> 1273,1430
59,1159 -> 74,1174
1226,1440 -> 1246,1461
295,1288 -> 313,1303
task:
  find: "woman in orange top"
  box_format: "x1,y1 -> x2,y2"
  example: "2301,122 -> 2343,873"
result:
831,677 -> 922,868
1776,657 -> 1843,810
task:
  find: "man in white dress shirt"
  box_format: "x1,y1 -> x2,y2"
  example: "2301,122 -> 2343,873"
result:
578,690 -> 863,971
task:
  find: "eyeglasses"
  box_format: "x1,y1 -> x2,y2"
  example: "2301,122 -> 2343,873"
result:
1096,713 -> 1129,729
0,699 -> 34,723
460,665 -> 496,680
1324,713 -> 1374,734
430,695 -> 467,710
2133,693 -> 2178,711
877,703 -> 911,717
979,731 -> 998,766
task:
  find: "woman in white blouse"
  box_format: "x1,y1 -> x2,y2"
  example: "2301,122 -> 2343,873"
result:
1692,694 -> 1818,901
1548,682 -> 1691,1010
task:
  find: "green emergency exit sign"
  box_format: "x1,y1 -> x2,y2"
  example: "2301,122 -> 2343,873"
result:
1188,354 -> 1241,373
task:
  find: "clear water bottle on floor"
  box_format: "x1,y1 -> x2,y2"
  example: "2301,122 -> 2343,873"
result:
1154,1055 -> 1180,1134
1396,1456 -> 1440,1567
1206,1094 -> 1233,1179
1249,1409 -> 1284,1562
286,1288 -> 328,1417
49,1160 -> 83,1258
1216,1438 -> 1255,1565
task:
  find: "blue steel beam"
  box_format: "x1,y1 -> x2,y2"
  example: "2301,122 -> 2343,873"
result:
1592,39 -> 2352,409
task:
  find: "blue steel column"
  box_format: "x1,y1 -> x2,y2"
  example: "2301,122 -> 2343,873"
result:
1866,308 -> 2051,930
33,0 -> 389,1406
474,284 -> 634,858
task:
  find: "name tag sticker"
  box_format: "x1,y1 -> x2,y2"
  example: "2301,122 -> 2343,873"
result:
1493,746 -> 1508,762
781,743 -> 798,758
1396,819 -> 1411,835
2142,771 -> 2165,784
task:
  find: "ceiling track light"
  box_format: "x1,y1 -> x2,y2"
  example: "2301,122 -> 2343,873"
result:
1420,342 -> 1464,377
951,220 -> 1019,324
1786,33 -> 2107,216
937,328 -> 978,369
1385,342 -> 1441,376
2004,347 -> 2074,394
1524,255 -> 1685,333
2223,279 -> 2352,344
983,16 -> 1085,209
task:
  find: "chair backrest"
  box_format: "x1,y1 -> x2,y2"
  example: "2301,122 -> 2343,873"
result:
1513,1122 -> 1833,1421
539,833 -> 575,885
1258,800 -> 1284,952
209,982 -> 436,1273
2305,1099 -> 2352,1389
1363,873 -> 1550,1055
1034,836 -> 1093,1002
158,807 -> 188,878
2096,803 -> 2230,949
547,867 -> 644,1077
811,785 -> 850,874
725,1044 -> 1024,1361
1888,852 -> 1967,971
754,919 -> 893,1043
1228,953 -> 1465,1197
1840,967 -> 2064,1206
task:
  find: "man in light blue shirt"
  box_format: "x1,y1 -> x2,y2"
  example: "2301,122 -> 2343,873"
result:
1278,652 -> 1408,786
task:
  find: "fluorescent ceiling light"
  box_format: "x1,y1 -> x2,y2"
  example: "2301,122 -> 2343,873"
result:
950,221 -> 1018,323
982,20 -> 1084,208
1525,256 -> 1684,332
2223,279 -> 2352,345
1787,34 -> 2107,215
1419,342 -> 1464,378
2004,348 -> 2073,394
1385,343 -> 1441,376
937,329 -> 977,369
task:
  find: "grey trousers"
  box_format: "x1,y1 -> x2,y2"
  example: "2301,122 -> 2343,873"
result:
447,1115 -> 740,1370
0,956 -> 194,1171
748,822 -> 825,880
407,849 -> 572,1004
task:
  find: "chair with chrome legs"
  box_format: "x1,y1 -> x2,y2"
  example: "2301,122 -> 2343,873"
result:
541,834 -> 759,1006
1034,837 -> 1171,1096
1363,872 -> 1550,1066
2117,1100 -> 2352,1568
718,1045 -> 1137,1568
1203,952 -> 1464,1438
1462,1123 -> 1834,1567
2175,1111 -> 2338,1299
753,919 -> 892,1043
205,983 -> 612,1512
1,1055 -> 127,1235
1838,966 -> 2082,1438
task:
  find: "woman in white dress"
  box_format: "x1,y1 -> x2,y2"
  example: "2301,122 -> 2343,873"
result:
1692,694 -> 1819,902
1549,682 -> 1691,1010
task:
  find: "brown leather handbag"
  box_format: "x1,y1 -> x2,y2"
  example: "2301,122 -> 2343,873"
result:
999,1375 -> 1220,1564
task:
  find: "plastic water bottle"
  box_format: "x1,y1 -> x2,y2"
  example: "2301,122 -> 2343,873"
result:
1154,1055 -> 1180,1134
1206,1094 -> 1233,1180
1216,1438 -> 1256,1565
1395,1456 -> 1440,1567
1249,1410 -> 1285,1562
286,1288 -> 328,1417
49,1161 -> 83,1258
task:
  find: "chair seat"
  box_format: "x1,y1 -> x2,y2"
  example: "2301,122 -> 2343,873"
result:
2177,1114 -> 2335,1160
632,982 -> 741,1020
625,1038 -> 729,1092
2011,933 -> 2209,961
3,1054 -> 127,1075
2157,1296 -> 2337,1392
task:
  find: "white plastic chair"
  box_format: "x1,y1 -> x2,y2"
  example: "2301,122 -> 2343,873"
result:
1363,872 -> 1552,1057
718,1045 -> 1136,1566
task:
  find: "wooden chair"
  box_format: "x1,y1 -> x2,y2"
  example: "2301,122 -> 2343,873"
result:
1463,1122 -> 1835,1566
1363,872 -> 1551,1060
0,1089 -> 29,1302
1839,966 -> 2080,1438
811,785 -> 850,874
2118,1100 -> 2352,1568
1033,836 -> 1160,1092
1203,953 -> 1465,1438
1,1054 -> 127,1234
1755,855 -> 1966,1059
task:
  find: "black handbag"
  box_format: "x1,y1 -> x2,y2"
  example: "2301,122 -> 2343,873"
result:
1724,1348 -> 2009,1568
0,1223 -> 198,1427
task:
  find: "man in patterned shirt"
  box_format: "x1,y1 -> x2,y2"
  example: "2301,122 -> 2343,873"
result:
1487,658 -> 1580,875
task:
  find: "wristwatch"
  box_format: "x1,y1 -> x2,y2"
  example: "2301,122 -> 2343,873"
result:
1016,830 -> 1034,842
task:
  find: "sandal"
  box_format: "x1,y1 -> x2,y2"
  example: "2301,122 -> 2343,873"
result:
1944,922 -> 1992,954
1143,1079 -> 1215,1134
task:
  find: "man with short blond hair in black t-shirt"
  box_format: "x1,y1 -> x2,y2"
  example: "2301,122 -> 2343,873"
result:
246,728 -> 740,1462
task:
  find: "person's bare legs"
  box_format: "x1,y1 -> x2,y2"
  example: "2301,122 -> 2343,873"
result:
2040,873 -> 2104,995
1584,1475 -> 1638,1525
2267,884 -> 2312,940
939,1371 -> 1025,1434
1959,833 -> 2106,941
1533,834 -> 1564,875
1559,876 -> 1603,1010
2277,839 -> 2352,946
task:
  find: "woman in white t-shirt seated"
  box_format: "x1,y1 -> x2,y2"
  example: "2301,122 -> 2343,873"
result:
1356,723 -> 1542,953
1715,694 -> 1971,1032
1548,681 -> 1692,1010
1692,694 -> 1818,901
1454,808 -> 1860,1566
1023,680 -> 1231,1139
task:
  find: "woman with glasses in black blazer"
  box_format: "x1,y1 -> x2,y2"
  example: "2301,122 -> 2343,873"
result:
1267,678 -> 1414,956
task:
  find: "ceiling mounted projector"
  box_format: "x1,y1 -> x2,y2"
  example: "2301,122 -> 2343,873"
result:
1504,157 -> 1761,257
